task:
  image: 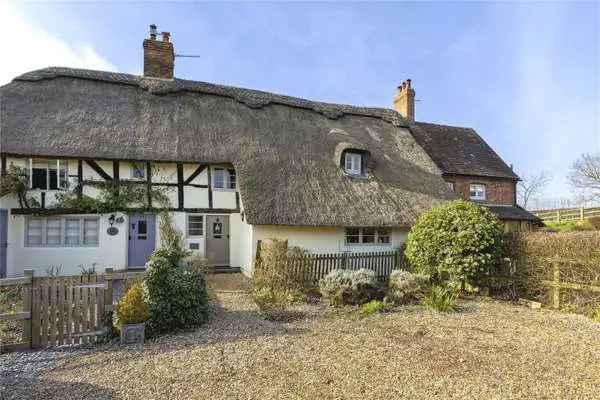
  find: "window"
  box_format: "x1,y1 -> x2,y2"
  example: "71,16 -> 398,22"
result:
130,163 -> 146,180
26,216 -> 99,247
447,181 -> 455,191
469,184 -> 486,200
187,215 -> 203,237
213,168 -> 236,190
345,228 -> 391,245
29,159 -> 68,190
344,152 -> 363,176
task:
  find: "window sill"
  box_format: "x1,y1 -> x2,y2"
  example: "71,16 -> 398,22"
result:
343,172 -> 370,180
213,188 -> 236,192
344,242 -> 392,246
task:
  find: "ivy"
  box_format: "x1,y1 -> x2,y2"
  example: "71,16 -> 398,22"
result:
0,164 -> 39,208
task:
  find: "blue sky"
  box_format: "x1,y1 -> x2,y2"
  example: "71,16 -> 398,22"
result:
2,1 -> 599,208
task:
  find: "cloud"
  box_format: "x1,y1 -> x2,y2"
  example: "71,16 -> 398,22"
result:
0,3 -> 115,86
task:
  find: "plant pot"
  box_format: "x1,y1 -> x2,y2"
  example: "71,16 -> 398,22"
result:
120,323 -> 145,345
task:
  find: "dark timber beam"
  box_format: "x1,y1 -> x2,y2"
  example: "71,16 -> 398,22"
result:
1,156 -> 6,174
183,165 -> 206,185
77,160 -> 83,198
85,160 -> 113,181
146,162 -> 152,208
112,161 -> 120,195
10,207 -> 241,216
177,163 -> 184,210
207,166 -> 213,209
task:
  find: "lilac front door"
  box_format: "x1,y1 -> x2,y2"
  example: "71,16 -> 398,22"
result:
128,214 -> 156,268
0,209 -> 7,278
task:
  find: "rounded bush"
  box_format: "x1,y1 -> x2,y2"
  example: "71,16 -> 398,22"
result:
319,268 -> 377,305
145,248 -> 209,334
405,200 -> 503,290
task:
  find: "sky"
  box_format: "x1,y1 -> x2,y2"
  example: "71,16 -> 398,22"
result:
1,1 -> 599,209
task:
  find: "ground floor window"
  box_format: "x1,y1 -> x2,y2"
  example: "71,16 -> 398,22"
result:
345,228 -> 391,245
25,216 -> 99,247
187,214 -> 204,237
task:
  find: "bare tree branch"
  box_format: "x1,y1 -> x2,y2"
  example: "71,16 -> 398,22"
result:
568,153 -> 600,201
518,170 -> 552,209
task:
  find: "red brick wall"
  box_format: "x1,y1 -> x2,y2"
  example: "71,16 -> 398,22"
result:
143,39 -> 174,79
446,175 -> 516,205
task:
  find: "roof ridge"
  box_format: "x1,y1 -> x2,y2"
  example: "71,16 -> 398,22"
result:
14,67 -> 408,126
413,120 -> 475,131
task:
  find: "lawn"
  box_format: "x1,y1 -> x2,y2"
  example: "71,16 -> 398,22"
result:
1,284 -> 599,400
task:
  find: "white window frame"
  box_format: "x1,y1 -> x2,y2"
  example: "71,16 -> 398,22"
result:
344,152 -> 363,176
447,181 -> 455,191
469,184 -> 486,201
344,228 -> 392,246
29,158 -> 68,191
212,167 -> 236,191
186,214 -> 204,237
130,163 -> 147,181
25,216 -> 100,247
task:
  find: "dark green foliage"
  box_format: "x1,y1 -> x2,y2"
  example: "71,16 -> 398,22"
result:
405,200 -> 503,292
421,286 -> 458,312
0,164 -> 38,208
145,248 -> 209,334
359,300 -> 385,316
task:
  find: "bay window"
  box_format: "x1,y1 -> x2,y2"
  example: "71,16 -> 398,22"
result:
26,216 -> 99,247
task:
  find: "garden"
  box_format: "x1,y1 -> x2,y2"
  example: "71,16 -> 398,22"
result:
1,200 -> 600,399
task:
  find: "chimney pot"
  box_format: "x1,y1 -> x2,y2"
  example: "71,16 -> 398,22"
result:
162,32 -> 171,42
149,24 -> 157,40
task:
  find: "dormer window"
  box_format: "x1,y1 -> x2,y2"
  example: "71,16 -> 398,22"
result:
470,183 -> 486,201
344,152 -> 363,176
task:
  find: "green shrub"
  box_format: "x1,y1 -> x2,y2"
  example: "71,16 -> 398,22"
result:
405,200 -> 503,291
359,300 -> 385,316
145,248 -> 209,335
421,286 -> 458,312
384,270 -> 430,306
113,281 -> 149,329
319,269 -> 378,306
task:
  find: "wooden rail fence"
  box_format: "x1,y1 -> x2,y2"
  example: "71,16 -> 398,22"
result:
287,250 -> 403,283
532,206 -> 600,222
0,268 -> 147,352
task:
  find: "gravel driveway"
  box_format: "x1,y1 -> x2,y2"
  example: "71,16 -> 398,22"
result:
1,290 -> 599,400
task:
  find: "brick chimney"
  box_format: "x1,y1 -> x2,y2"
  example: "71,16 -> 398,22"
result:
143,24 -> 174,80
393,79 -> 415,121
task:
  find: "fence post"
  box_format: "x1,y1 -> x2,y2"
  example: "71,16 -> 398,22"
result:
104,268 -> 114,333
557,209 -> 561,222
580,207 -> 584,221
551,262 -> 560,309
21,269 -> 34,349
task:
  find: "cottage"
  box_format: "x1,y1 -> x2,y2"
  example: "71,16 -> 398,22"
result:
0,26 -> 536,278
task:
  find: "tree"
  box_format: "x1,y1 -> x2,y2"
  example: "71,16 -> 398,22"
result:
517,170 -> 552,209
568,153 -> 600,201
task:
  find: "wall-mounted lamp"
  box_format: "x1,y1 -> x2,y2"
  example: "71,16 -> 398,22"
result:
108,214 -> 116,226
241,211 -> 245,222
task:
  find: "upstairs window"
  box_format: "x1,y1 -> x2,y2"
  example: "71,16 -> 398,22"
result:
470,184 -> 486,201
213,168 -> 236,190
30,159 -> 68,190
130,163 -> 147,180
345,228 -> 391,245
344,152 -> 363,176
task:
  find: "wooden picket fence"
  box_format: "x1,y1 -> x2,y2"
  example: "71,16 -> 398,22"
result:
287,250 -> 404,283
0,268 -> 146,352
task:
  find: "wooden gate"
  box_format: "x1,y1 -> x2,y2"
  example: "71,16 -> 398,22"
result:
30,274 -> 107,348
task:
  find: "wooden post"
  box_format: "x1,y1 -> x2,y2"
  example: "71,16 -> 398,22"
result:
104,268 -> 114,333
21,269 -> 34,348
552,262 -> 560,309
557,209 -> 561,222
580,207 -> 584,221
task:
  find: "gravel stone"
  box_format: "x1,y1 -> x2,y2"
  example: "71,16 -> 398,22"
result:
1,292 -> 599,399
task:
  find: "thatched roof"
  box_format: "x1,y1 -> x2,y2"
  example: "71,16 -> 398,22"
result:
485,205 -> 542,223
0,67 -> 453,227
410,122 -> 519,180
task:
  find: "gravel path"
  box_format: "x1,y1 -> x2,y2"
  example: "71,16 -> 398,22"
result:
1,293 -> 599,400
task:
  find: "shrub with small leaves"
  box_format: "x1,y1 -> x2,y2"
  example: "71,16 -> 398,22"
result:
319,268 -> 378,306
252,286 -> 298,316
421,286 -> 458,312
113,281 -> 149,330
384,270 -> 430,306
405,199 -> 503,291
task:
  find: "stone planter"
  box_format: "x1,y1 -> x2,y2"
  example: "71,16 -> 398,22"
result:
120,323 -> 145,345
